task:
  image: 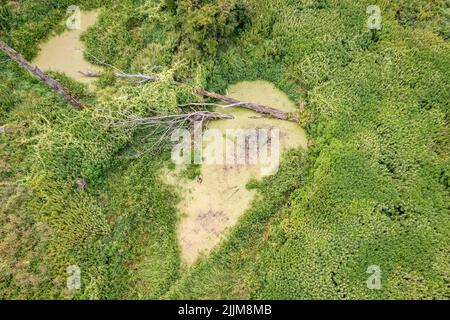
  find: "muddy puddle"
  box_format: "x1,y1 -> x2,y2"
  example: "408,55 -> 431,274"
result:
165,80 -> 308,265
33,10 -> 100,85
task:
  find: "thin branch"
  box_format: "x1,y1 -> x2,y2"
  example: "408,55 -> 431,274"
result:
99,110 -> 233,156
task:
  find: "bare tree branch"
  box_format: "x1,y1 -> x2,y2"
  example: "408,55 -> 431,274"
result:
83,51 -> 299,122
99,110 -> 234,155
100,111 -> 233,128
83,51 -> 158,83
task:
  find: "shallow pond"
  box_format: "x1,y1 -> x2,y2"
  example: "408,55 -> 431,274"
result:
33,10 -> 100,85
166,80 -> 308,265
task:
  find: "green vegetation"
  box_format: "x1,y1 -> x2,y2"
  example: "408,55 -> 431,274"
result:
0,0 -> 449,299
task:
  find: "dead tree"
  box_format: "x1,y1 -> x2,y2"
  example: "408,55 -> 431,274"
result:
83,51 -> 158,84
196,89 -> 298,122
0,39 -> 83,110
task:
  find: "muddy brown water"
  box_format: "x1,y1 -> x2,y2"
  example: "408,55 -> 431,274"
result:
166,81 -> 308,265
33,10 -> 100,85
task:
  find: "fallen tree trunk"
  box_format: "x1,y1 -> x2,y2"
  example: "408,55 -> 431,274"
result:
0,39 -> 83,110
196,89 -> 298,122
